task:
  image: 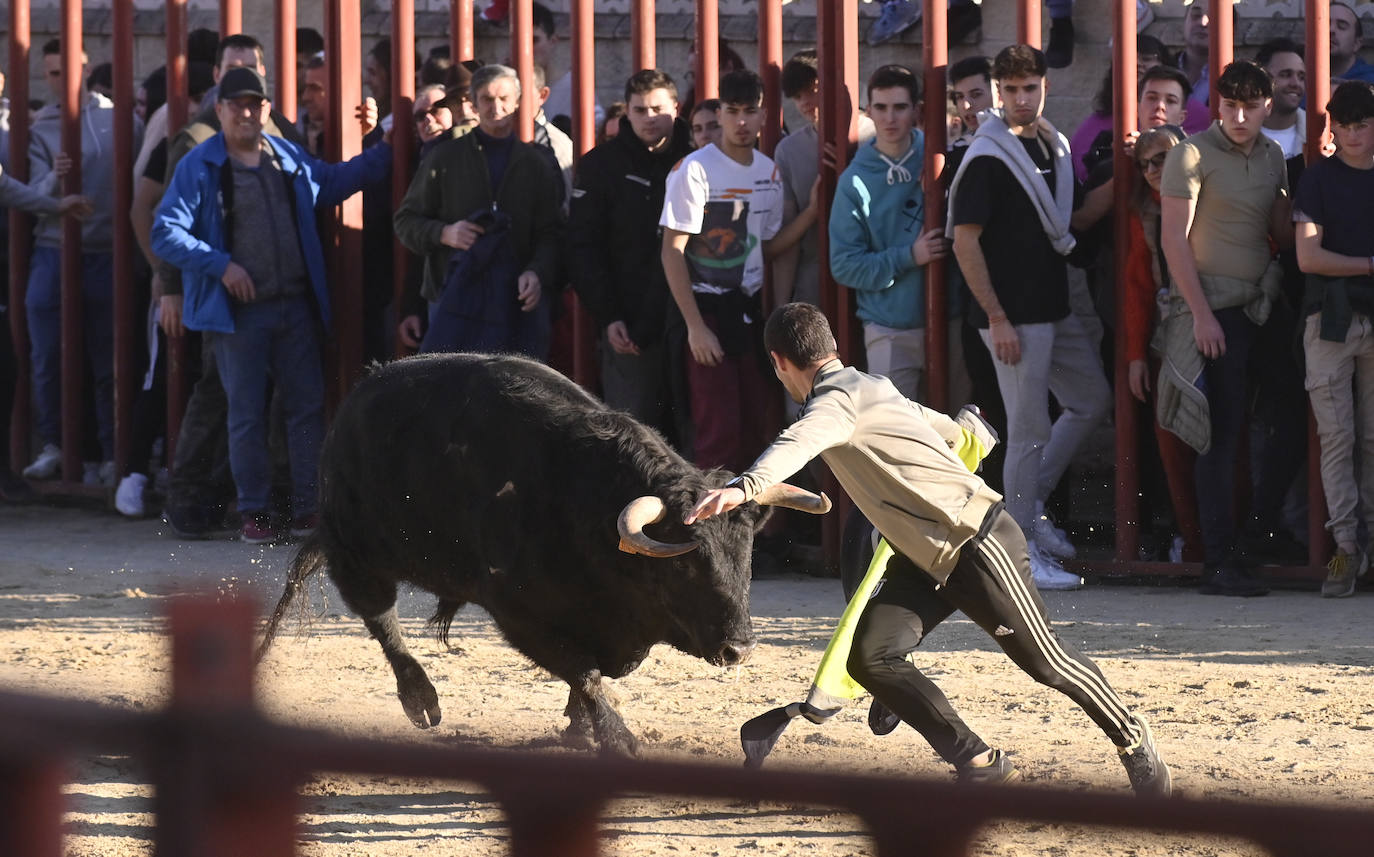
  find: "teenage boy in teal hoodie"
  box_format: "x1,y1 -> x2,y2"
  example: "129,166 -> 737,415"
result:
829,64 -> 967,407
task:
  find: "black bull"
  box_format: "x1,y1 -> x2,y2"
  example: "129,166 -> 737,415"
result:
259,353 -> 829,755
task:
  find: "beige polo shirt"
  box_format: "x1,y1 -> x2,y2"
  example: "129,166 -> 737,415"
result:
1160,121 -> 1289,284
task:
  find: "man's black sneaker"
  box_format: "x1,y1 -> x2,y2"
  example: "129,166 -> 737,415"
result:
163,504 -> 216,539
1119,715 -> 1172,797
868,699 -> 901,736
1046,16 -> 1075,68
1199,563 -> 1269,597
957,749 -> 1020,784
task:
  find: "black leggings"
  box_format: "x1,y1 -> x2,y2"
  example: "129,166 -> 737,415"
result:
847,509 -> 1140,767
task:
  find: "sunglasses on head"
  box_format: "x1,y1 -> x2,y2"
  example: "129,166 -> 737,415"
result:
1139,151 -> 1169,171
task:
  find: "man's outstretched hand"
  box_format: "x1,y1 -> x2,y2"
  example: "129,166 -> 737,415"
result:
684,486 -> 745,524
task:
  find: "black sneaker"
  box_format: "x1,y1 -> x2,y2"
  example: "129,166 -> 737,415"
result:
1119,715 -> 1171,797
868,699 -> 901,736
163,504 -> 214,539
1046,16 -> 1075,68
0,470 -> 34,503
957,749 -> 1020,784
1199,562 -> 1269,597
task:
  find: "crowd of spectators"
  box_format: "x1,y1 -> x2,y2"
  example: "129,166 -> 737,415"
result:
1,3 -> 1369,601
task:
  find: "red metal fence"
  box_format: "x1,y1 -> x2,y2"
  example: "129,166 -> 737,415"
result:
2,596 -> 1372,857
2,0 -> 1337,579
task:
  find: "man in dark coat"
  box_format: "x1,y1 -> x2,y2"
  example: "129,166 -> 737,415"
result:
568,69 -> 692,437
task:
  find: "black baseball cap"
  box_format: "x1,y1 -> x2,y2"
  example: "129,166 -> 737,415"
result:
217,67 -> 270,102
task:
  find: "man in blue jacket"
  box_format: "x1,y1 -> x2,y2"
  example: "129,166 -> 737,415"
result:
829,64 -> 966,408
152,67 -> 391,544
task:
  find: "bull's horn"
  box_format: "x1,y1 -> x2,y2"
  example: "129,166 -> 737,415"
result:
753,483 -> 832,515
617,496 -> 700,558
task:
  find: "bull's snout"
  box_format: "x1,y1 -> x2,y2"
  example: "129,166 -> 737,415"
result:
716,639 -> 756,666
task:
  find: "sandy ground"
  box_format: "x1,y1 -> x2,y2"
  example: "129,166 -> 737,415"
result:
2,504 -> 1373,856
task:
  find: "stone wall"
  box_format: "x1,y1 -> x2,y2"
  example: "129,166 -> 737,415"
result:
0,0 -> 1348,138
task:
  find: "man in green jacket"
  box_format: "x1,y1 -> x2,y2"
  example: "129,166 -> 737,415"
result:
393,63 -> 563,357
686,302 -> 1171,796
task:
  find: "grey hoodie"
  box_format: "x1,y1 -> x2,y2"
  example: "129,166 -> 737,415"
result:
27,92 -> 144,251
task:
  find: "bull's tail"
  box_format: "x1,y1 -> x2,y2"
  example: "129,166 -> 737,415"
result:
256,534 -> 330,663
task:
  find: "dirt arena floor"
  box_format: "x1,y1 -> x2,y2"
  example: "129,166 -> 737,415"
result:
2,504 -> 1372,856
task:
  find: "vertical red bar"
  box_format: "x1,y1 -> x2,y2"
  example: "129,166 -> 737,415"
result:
1112,0 -> 1139,563
817,0 -> 859,567
164,0 -> 189,467
1306,0 -> 1332,572
511,0 -> 535,143
758,0 -> 783,157
161,597 -> 298,857
1208,0 -> 1233,121
453,0 -> 474,63
392,0 -> 416,345
58,0 -> 84,484
569,0 -> 597,387
112,0 -> 135,482
0,761 -> 65,857
7,0 -> 31,474
922,0 -> 949,414
220,0 -> 242,38
275,1 -> 297,122
1018,0 -> 1042,48
571,0 -> 596,157
696,0 -> 719,101
325,0 -> 365,402
631,0 -> 655,71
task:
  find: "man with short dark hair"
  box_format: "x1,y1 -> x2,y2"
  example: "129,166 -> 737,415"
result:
774,50 -> 874,312
831,64 -> 964,406
947,56 -> 995,151
660,70 -> 817,471
1294,81 -> 1374,597
1257,39 -> 1307,160
1073,65 -> 1192,229
949,45 -> 1108,589
569,69 -> 691,436
685,301 -> 1171,796
1158,60 -> 1291,596
394,64 -> 563,358
153,67 -> 391,544
295,27 -> 325,87
1331,2 -> 1374,85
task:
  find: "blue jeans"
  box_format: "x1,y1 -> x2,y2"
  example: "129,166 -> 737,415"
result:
1194,307 -> 1258,565
209,296 -> 323,518
25,246 -> 115,457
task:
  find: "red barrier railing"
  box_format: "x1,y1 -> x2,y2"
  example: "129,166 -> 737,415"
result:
1,597 -> 1372,857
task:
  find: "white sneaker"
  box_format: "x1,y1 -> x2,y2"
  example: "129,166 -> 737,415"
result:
115,473 -> 148,518
22,443 -> 61,480
1032,502 -> 1076,559
1029,541 -> 1084,591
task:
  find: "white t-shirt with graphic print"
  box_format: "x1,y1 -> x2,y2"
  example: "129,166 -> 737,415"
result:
660,142 -> 783,298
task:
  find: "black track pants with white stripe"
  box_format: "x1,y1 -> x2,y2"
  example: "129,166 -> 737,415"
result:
846,508 -> 1141,768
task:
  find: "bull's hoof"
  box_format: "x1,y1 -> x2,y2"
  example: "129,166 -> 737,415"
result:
597,728 -> 640,758
561,720 -> 597,752
396,665 -> 442,728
